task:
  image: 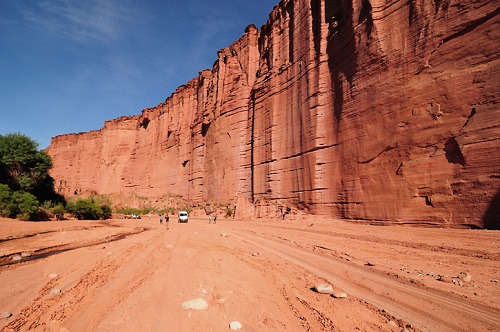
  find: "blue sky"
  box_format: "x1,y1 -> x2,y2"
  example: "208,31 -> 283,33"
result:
0,0 -> 277,149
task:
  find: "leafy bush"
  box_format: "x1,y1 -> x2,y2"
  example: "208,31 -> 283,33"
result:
66,198 -> 111,220
12,191 -> 39,220
100,204 -> 112,219
51,203 -> 66,220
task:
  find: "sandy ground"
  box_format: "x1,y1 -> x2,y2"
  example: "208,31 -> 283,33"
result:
0,215 -> 498,332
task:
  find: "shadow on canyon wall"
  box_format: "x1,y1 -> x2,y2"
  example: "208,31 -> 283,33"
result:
483,189 -> 500,230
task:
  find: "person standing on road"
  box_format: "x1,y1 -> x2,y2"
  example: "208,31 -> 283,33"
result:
160,215 -> 163,224
213,215 -> 217,224
165,213 -> 170,230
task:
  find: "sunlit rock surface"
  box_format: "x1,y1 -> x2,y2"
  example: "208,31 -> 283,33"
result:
46,0 -> 499,228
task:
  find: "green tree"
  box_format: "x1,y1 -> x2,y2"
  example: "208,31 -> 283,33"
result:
12,191 -> 39,220
0,184 -> 15,217
0,133 -> 65,220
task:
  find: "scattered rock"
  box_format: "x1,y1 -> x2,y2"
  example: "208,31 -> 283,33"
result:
491,279 -> 499,283
387,320 -> 398,327
331,292 -> 347,298
181,298 -> 208,310
21,252 -> 32,257
3,312 -> 12,318
220,233 -> 229,237
50,288 -> 62,295
437,276 -> 452,283
229,321 -> 243,330
313,283 -> 333,294
458,272 -> 471,282
365,261 -> 375,267
48,273 -> 59,278
11,255 -> 22,261
252,252 -> 260,257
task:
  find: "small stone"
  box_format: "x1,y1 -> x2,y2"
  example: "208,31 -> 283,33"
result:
252,252 -> 260,256
220,233 -> 229,237
50,288 -> 62,294
438,276 -> 452,283
3,312 -> 12,318
314,283 -> 333,294
332,292 -> 347,298
387,320 -> 398,327
11,255 -> 22,261
458,272 -> 471,282
21,252 -> 32,257
229,321 -> 242,330
365,261 -> 375,266
181,298 -> 208,310
48,273 -> 59,278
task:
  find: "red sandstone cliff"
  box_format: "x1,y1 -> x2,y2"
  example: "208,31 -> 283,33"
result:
46,0 -> 500,228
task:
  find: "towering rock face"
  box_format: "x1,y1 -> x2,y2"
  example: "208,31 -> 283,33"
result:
47,0 -> 499,228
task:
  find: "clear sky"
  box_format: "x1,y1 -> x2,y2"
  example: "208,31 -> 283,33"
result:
0,0 -> 278,149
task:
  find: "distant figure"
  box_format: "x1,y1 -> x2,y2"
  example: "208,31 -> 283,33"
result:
165,214 -> 170,230
148,213 -> 151,220
208,215 -> 211,224
160,215 -> 163,224
213,215 -> 217,224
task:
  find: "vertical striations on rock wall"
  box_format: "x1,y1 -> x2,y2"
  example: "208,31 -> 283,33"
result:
46,0 -> 499,228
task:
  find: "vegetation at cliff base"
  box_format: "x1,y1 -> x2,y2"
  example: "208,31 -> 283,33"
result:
0,133 -> 113,221
0,133 -> 64,220
66,197 -> 112,220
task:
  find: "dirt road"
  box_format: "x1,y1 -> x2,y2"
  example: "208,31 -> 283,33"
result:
0,217 -> 498,331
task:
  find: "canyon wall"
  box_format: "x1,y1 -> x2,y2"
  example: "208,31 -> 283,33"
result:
47,0 -> 500,228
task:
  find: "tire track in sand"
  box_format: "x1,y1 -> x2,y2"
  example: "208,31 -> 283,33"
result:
3,229 -> 167,331
228,229 -> 500,332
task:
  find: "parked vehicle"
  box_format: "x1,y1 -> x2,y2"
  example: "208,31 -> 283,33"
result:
178,211 -> 188,223
131,214 -> 141,219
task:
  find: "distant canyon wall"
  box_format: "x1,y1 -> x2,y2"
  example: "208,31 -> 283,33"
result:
47,0 -> 500,228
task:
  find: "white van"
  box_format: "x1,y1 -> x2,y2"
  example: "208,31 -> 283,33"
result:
178,211 -> 189,223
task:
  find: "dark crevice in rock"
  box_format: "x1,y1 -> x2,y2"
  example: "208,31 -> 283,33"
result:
310,0 -> 321,59
286,0 -> 294,63
444,137 -> 466,166
396,163 -> 403,176
442,7 -> 500,44
356,146 -> 395,164
139,118 -> 150,129
358,0 -> 373,37
201,122 -> 210,137
424,196 -> 434,207
459,107 -> 476,133
483,189 -> 500,230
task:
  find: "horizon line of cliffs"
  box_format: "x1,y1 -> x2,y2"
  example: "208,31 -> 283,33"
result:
47,0 -> 499,228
